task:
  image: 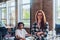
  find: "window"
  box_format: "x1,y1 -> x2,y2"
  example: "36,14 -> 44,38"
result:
0,0 -> 16,28
7,7 -> 15,27
1,3 -> 7,25
6,0 -> 15,27
18,0 -> 30,28
55,0 -> 60,24
22,0 -> 30,4
2,7 -> 7,25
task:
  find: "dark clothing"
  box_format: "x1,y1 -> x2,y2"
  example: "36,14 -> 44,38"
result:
31,22 -> 49,40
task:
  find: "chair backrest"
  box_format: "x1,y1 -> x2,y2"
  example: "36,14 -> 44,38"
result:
0,27 -> 7,37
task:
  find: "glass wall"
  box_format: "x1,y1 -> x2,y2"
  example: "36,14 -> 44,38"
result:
0,0 -> 15,28
18,0 -> 30,28
55,0 -> 60,24
0,0 -> 30,28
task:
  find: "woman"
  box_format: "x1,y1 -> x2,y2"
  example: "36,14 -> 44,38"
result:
15,22 -> 31,40
31,10 -> 49,40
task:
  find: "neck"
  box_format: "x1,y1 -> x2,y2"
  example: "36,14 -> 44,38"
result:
19,28 -> 22,30
37,19 -> 41,24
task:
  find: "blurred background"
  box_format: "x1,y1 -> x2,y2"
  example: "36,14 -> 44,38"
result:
0,0 -> 60,40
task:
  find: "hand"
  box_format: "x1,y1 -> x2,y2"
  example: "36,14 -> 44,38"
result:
19,37 -> 25,40
20,38 -> 25,40
28,34 -> 31,36
37,32 -> 43,36
22,38 -> 26,40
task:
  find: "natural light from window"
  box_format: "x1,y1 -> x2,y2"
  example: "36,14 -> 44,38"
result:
55,0 -> 60,24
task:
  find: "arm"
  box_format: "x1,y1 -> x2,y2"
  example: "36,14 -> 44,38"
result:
24,29 -> 31,37
15,30 -> 26,40
31,23 -> 45,37
15,35 -> 25,40
26,34 -> 31,36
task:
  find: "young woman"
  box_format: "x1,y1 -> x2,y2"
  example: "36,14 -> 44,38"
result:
15,22 -> 31,40
31,10 -> 49,40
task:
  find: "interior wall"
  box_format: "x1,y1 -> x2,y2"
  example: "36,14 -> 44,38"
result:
30,0 -> 43,27
42,0 -> 53,30
30,0 -> 53,30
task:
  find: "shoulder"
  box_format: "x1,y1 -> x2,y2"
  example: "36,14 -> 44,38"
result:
15,29 -> 20,31
22,29 -> 26,31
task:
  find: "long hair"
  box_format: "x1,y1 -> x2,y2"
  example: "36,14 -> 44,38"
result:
35,10 -> 46,29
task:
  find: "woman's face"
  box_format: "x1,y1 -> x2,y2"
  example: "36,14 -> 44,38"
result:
37,13 -> 43,20
19,24 -> 24,29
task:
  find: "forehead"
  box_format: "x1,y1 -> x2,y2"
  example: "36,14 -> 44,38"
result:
38,13 -> 43,15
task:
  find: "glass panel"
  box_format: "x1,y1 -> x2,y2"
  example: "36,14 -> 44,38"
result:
2,3 -> 6,7
10,1 -> 15,7
22,20 -> 30,27
22,5 -> 30,19
22,0 -> 30,4
7,0 -> 15,7
0,3 -> 2,7
10,7 -> 15,19
2,8 -> 7,19
57,0 -> 60,18
0,8 -> 2,21
55,0 -> 60,24
7,0 -> 15,27
10,7 -> 15,26
9,7 -> 15,27
0,0 -> 15,28
22,5 -> 30,27
2,20 -> 7,25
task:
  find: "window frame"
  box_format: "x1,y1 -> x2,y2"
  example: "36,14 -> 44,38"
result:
18,0 -> 30,28
0,0 -> 16,28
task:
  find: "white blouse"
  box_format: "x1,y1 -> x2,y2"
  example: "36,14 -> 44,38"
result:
15,29 -> 28,38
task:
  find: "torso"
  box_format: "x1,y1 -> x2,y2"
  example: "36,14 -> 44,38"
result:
33,22 -> 45,32
15,29 -> 27,38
